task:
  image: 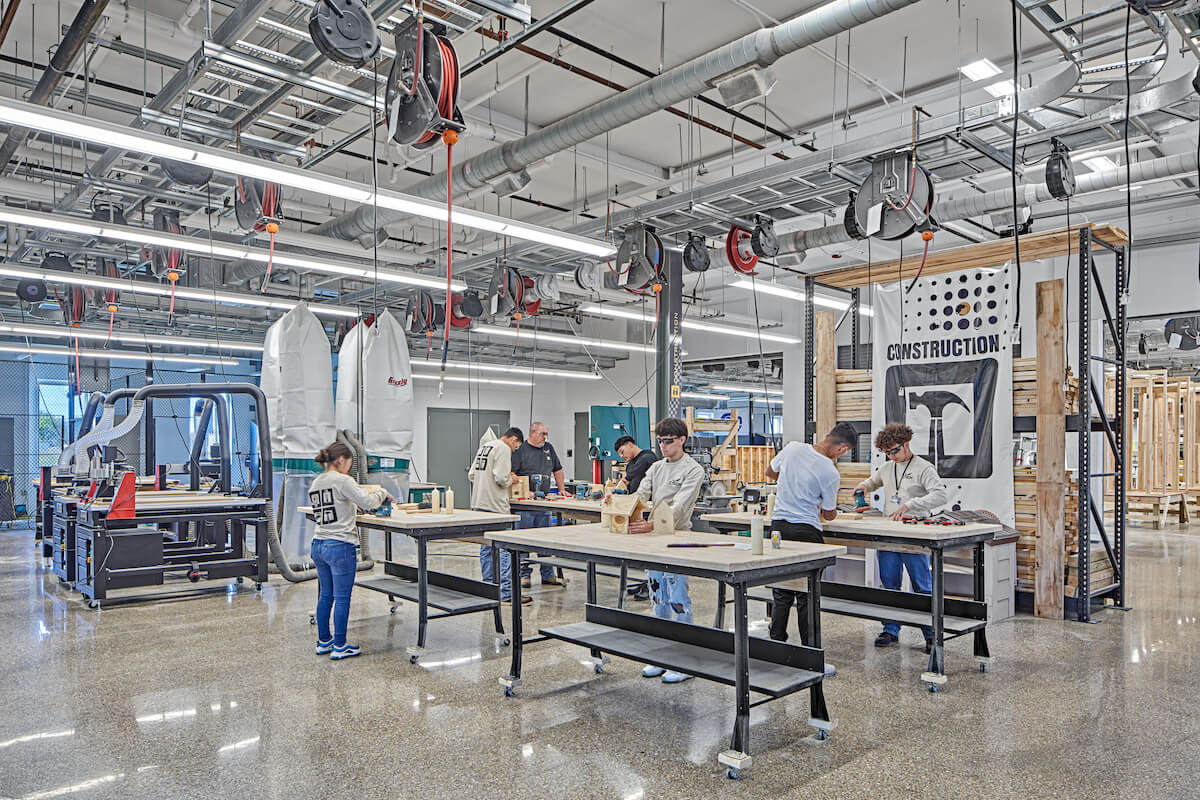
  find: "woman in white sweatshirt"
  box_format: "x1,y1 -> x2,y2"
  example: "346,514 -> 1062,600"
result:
307,442 -> 391,660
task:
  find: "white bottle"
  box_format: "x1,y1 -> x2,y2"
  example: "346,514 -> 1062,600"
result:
766,490 -> 776,521
430,488 -> 441,513
750,512 -> 764,555
444,486 -> 455,514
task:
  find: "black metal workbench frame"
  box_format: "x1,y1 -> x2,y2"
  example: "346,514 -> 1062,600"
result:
705,518 -> 992,690
350,516 -> 517,662
495,537 -> 838,778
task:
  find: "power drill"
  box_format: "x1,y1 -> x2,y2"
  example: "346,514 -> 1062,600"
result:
853,488 -> 869,510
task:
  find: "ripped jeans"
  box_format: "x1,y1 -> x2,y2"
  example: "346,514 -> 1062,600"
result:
647,571 -> 692,624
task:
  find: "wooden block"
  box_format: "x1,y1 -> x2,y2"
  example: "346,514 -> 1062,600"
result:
509,476 -> 529,499
815,310 -> 836,441
1034,279 -> 1065,620
651,502 -> 675,535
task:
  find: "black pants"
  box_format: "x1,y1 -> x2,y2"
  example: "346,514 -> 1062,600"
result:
767,520 -> 825,646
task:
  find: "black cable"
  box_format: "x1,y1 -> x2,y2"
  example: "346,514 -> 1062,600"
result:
748,272 -> 778,449
1010,0 -> 1022,332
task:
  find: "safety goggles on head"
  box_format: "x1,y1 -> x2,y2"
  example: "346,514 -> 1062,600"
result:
881,444 -> 904,456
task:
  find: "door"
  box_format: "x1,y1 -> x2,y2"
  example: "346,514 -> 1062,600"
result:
427,408 -> 511,502
573,411 -> 592,482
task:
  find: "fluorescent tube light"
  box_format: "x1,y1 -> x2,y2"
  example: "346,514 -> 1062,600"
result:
711,383 -> 784,396
0,208 -> 460,292
0,96 -> 616,259
434,359 -> 600,380
1082,156 -> 1119,173
0,264 -> 358,318
680,391 -> 722,401
729,279 -> 874,315
0,342 -> 237,365
959,59 -> 1002,81
471,323 -> 656,354
411,373 -> 532,387
579,303 -> 801,344
984,79 -> 1017,98
0,322 -> 263,352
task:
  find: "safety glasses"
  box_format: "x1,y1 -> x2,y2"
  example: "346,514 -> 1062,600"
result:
881,445 -> 904,456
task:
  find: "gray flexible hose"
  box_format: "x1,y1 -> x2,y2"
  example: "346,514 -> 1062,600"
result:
267,479 -> 317,582
337,429 -> 375,570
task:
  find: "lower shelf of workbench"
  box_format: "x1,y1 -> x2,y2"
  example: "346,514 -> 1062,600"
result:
820,597 -> 986,634
357,576 -> 499,614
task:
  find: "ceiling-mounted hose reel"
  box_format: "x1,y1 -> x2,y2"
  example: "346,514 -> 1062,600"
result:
485,265 -> 540,319
448,292 -> 478,328
682,234 -> 711,273
724,225 -> 757,274
409,291 -> 444,334
532,272 -> 561,303
385,15 -> 464,150
749,216 -> 778,259
156,135 -> 212,187
235,172 -> 282,232
843,192 -> 869,240
853,151 -> 935,241
610,223 -> 663,292
574,262 -> 602,292
1045,138 -> 1076,201
150,208 -> 184,279
1125,0 -> 1188,12
90,200 -> 126,226
308,0 -> 381,68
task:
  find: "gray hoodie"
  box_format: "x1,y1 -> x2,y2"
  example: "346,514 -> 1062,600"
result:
636,453 -> 705,530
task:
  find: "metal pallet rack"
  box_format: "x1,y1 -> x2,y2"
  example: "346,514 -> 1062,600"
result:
798,225 -> 1130,621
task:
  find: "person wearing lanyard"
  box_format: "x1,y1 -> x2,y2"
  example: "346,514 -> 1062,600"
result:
854,422 -> 951,653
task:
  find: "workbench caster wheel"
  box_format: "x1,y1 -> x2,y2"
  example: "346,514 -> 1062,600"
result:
725,768 -> 742,781
978,663 -> 987,673
237,576 -> 245,584
593,664 -> 605,675
503,687 -> 515,698
815,729 -> 830,741
255,582 -> 263,591
390,605 -> 398,614
87,600 -> 99,610
309,614 -> 316,625
500,638 -> 511,646
409,654 -> 420,664
187,569 -> 201,583
927,683 -> 940,694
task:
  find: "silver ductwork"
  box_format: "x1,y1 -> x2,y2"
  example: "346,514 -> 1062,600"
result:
311,0 -> 923,241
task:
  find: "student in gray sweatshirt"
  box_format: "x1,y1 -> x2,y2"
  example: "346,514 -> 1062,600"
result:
628,417 -> 705,684
469,427 -> 528,605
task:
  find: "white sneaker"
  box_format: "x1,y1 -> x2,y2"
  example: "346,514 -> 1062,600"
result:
661,671 -> 693,684
823,662 -> 837,678
642,665 -> 665,678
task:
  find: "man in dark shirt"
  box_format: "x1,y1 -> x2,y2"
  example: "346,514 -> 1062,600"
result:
512,421 -> 567,588
615,435 -> 658,492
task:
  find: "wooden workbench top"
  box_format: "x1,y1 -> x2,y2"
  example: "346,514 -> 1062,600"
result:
485,523 -> 845,574
298,506 -> 520,530
700,511 -> 1003,543
509,497 -> 602,514
84,492 -> 266,511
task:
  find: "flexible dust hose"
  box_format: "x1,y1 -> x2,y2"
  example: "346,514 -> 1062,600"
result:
338,429 -> 376,570
267,479 -> 318,582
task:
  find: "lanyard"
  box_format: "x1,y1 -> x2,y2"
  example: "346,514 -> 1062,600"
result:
893,459 -> 913,495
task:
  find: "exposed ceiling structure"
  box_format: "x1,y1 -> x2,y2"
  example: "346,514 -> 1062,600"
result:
0,0 -> 1197,393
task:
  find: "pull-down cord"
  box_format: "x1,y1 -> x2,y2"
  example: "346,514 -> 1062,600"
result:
438,128 -> 459,396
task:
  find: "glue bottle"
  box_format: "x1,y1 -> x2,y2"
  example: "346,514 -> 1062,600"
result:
766,490 -> 776,521
444,486 -> 455,514
430,488 -> 441,513
750,512 -> 764,555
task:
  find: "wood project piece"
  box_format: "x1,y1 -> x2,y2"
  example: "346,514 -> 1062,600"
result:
814,310 -> 837,441
1035,279 -> 1065,620
601,493 -> 648,534
650,502 -> 675,535
509,476 -> 529,500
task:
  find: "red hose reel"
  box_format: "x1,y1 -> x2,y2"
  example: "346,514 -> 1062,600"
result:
725,225 -> 758,274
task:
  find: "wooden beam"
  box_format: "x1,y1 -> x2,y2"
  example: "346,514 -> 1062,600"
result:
815,310 -> 837,441
805,224 -> 1129,290
1035,279 -> 1065,620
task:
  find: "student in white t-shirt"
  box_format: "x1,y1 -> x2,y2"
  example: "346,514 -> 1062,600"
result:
764,423 -> 857,646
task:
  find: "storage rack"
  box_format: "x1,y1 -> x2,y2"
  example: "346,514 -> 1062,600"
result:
800,225 -> 1129,622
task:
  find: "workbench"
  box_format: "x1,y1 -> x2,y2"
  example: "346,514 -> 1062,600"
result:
486,523 -> 845,779
509,496 -> 602,522
701,512 -> 1002,691
75,491 -> 268,607
323,508 -> 520,662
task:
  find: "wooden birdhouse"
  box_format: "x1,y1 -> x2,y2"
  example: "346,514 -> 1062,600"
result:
601,492 -> 647,534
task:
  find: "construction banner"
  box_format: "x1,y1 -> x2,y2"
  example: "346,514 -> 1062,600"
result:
870,266 -> 1015,527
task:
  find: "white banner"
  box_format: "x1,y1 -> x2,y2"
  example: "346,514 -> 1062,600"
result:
870,266 -> 1015,527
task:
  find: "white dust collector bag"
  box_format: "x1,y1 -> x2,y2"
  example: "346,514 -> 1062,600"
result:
262,303 -> 335,458
336,309 -> 414,461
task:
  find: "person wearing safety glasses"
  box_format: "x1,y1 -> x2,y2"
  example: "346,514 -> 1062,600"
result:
627,417 -> 705,684
853,422 -> 950,652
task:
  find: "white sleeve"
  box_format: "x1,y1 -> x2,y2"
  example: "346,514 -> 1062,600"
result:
492,445 -> 513,488
336,475 -> 385,511
820,468 -> 840,511
670,465 -> 705,529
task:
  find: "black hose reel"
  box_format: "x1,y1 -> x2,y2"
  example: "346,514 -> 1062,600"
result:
385,15 -> 464,150
683,234 -> 711,273
1045,138 -> 1076,201
308,0 -> 381,68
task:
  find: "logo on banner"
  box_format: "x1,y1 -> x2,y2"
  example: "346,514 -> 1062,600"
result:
387,376 -> 409,387
883,359 -> 997,479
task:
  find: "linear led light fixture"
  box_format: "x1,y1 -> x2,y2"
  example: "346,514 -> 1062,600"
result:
959,58 -> 1002,82
680,391 -> 722,401
411,372 -> 531,387
710,383 -> 784,396
471,323 -> 655,354
729,279 -> 874,316
0,322 -> 264,352
0,264 -> 358,318
580,303 -> 801,345
984,79 -> 1017,98
0,95 -> 616,259
0,208 -> 461,293
0,342 -> 237,366
434,359 -> 600,380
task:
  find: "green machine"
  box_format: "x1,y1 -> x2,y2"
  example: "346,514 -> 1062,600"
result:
589,405 -> 651,462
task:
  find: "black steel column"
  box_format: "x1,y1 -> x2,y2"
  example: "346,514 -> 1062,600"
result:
850,288 -> 860,369
655,250 -> 684,421
803,275 -> 815,443
144,361 -> 155,474
1114,243 -> 1127,608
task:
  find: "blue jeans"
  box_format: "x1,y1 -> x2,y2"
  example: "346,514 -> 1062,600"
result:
648,571 -> 692,624
517,510 -> 557,581
479,545 -> 514,601
878,550 -> 933,639
311,538 -> 357,647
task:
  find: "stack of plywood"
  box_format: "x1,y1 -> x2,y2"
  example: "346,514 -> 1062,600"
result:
734,445 -> 775,485
835,369 -> 873,421
1013,357 -> 1079,416
837,463 -> 870,505
1015,467 -> 1080,592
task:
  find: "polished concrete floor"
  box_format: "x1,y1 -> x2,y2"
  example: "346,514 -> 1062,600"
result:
2,524 -> 1198,800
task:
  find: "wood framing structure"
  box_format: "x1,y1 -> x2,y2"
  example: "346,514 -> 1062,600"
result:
814,310 -> 837,441
1035,279 -> 1066,620
684,406 -> 740,494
